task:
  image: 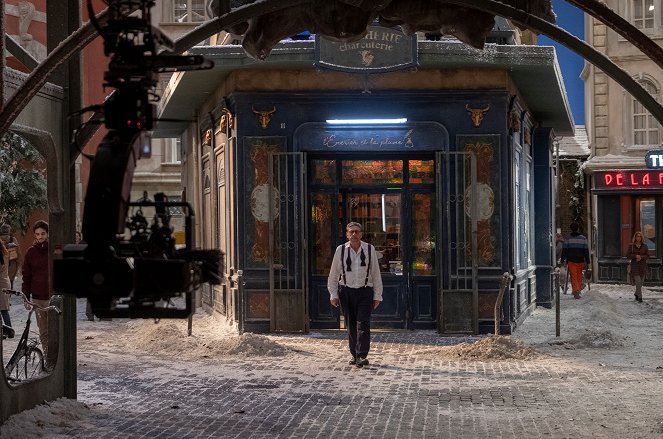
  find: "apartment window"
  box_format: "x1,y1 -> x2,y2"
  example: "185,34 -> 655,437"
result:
632,0 -> 656,29
170,1 -> 207,23
164,138 -> 181,163
632,78 -> 661,147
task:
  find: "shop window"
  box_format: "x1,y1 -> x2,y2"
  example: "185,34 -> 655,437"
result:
513,148 -> 534,269
310,193 -> 334,275
514,150 -> 523,268
636,197 -> 657,257
341,160 -> 403,185
408,159 -> 434,184
526,158 -> 534,265
346,193 -> 402,274
311,160 -> 336,185
598,196 -> 621,257
411,193 -> 435,275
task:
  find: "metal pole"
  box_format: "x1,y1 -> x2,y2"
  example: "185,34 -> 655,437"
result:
494,272 -> 512,335
555,267 -> 560,337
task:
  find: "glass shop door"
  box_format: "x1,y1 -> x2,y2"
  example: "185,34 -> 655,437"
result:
345,190 -> 437,329
308,156 -> 437,329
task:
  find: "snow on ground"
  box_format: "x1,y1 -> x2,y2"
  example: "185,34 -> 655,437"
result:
2,281 -> 663,437
512,283 -> 663,369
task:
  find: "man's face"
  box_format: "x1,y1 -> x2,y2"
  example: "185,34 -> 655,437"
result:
346,226 -> 362,244
34,227 -> 48,243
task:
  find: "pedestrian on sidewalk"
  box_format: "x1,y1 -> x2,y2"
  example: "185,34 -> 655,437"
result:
560,222 -> 590,299
627,231 -> 649,303
0,238 -> 14,337
555,231 -> 565,266
0,224 -> 20,289
327,222 -> 383,368
22,220 -> 50,357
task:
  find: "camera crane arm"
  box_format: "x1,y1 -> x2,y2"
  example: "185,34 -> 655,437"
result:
54,0 -> 219,319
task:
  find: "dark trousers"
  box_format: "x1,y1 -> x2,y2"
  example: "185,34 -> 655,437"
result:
1,310 -> 11,328
339,286 -> 373,358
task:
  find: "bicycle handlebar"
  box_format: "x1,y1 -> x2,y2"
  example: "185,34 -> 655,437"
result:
2,289 -> 62,315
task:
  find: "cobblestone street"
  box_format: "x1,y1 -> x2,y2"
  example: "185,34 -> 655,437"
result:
3,283 -> 663,438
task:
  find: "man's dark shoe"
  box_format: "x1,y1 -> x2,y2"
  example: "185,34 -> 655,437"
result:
348,357 -> 357,365
2,325 -> 14,338
356,357 -> 369,368
637,297 -> 643,303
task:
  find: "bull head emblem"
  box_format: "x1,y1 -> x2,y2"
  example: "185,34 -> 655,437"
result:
203,129 -> 212,146
219,108 -> 234,132
465,104 -> 491,128
252,106 -> 276,129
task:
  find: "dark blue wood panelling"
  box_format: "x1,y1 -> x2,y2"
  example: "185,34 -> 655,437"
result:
532,128 -> 554,307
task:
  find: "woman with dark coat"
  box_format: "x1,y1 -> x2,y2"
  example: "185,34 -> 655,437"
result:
0,238 -> 13,336
627,231 -> 649,303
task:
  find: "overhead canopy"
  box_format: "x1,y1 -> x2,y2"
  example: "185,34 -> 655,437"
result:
155,40 -> 574,137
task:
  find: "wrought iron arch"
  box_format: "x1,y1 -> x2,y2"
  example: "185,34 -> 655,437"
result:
173,0 -> 663,124
3,0 -> 663,137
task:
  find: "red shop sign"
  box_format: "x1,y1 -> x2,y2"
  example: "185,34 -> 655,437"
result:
595,170 -> 663,190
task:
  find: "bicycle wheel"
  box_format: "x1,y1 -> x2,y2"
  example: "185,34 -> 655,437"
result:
10,346 -> 44,382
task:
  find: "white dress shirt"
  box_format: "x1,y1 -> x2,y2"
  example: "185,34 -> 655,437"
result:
327,241 -> 383,301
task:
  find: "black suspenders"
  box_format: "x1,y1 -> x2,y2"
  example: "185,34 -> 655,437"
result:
339,244 -> 372,288
340,245 -> 347,285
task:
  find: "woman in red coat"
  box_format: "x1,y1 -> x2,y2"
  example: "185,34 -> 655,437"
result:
627,231 -> 649,303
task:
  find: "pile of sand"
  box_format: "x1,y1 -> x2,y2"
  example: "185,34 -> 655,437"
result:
554,329 -> 627,349
121,316 -> 290,358
412,336 -> 539,361
0,398 -> 90,435
442,336 -> 539,360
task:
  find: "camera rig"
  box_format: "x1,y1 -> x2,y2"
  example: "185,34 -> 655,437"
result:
54,0 -> 219,318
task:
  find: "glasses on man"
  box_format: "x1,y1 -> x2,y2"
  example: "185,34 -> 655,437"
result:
347,230 -> 362,234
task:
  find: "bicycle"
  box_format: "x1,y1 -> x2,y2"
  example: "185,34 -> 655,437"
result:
2,289 -> 61,383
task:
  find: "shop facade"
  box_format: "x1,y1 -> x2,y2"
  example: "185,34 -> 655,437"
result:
157,38 -> 573,334
591,168 -> 663,284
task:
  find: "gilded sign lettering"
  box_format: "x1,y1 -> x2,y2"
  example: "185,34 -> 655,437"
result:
322,130 -> 414,149
316,25 -> 417,73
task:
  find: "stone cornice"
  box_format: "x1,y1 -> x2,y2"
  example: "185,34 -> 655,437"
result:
3,67 -> 63,99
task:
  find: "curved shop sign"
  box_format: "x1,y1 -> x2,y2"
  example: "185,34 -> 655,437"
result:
294,122 -> 448,151
315,25 -> 417,73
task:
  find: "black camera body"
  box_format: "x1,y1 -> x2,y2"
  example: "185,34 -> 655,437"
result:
54,196 -> 223,319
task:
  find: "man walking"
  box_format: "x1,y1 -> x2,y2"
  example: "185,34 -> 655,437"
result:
22,220 -> 51,358
328,222 -> 382,368
560,222 -> 590,299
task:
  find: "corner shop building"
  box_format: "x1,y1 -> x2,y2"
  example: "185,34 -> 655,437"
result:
156,35 -> 573,335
